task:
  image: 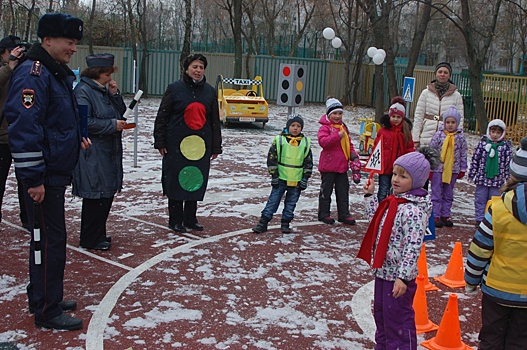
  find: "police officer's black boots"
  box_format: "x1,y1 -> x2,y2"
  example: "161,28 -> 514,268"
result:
252,216 -> 270,233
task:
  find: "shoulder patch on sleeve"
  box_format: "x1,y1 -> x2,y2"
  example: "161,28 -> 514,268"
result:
30,61 -> 42,76
22,89 -> 35,109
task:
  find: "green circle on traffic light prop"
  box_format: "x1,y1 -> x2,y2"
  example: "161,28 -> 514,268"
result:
179,166 -> 204,192
180,135 -> 206,161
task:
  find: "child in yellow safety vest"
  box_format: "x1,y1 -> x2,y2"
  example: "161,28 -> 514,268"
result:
252,114 -> 313,234
465,136 -> 527,349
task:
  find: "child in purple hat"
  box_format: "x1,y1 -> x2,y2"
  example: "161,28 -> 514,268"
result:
429,105 -> 468,227
358,147 -> 440,350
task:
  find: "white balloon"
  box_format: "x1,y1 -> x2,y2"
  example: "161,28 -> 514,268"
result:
323,27 -> 335,40
372,53 -> 384,65
331,37 -> 342,49
377,49 -> 386,59
367,47 -> 378,58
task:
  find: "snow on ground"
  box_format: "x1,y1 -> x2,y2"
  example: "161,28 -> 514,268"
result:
0,96 -> 485,349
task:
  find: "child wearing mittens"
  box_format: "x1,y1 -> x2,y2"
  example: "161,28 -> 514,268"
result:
429,105 -> 468,227
467,119 -> 512,227
317,97 -> 361,225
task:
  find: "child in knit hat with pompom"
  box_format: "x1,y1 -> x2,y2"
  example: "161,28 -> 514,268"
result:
317,97 -> 361,225
465,136 -> 527,348
467,119 -> 512,227
358,147 -> 440,350
374,96 -> 415,201
429,105 -> 468,227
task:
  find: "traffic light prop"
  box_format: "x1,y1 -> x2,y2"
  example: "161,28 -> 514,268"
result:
277,63 -> 306,107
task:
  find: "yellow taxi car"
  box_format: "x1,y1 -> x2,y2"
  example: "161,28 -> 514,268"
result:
216,75 -> 269,128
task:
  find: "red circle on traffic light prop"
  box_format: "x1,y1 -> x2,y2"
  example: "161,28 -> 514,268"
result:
283,66 -> 291,77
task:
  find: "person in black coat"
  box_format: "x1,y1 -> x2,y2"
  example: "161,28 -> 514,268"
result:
73,53 -> 127,250
153,54 -> 222,233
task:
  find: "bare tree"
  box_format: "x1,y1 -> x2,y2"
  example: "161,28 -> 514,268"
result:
357,0 -> 389,119
180,0 -> 192,76
286,0 -> 317,57
433,0 -> 503,134
87,0 -> 96,54
260,0 -> 286,56
23,0 -> 37,42
403,0 -> 432,78
328,0 -> 368,105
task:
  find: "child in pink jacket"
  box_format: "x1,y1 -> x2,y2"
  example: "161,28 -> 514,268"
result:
317,98 -> 361,225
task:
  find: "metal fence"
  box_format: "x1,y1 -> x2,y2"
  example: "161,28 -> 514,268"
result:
70,46 -> 526,143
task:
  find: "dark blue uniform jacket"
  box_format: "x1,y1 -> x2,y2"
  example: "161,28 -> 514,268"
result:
4,43 -> 81,188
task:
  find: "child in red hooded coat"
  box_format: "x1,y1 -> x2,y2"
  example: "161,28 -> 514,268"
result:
374,96 -> 415,201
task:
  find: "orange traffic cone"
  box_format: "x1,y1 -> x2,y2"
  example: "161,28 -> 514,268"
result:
434,241 -> 466,288
413,275 -> 439,334
418,244 -> 439,291
421,293 -> 473,349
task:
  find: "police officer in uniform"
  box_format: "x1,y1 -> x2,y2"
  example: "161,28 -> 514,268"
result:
4,13 -> 91,331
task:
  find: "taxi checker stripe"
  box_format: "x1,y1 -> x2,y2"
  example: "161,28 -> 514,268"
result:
11,151 -> 43,159
14,160 -> 45,168
221,78 -> 262,85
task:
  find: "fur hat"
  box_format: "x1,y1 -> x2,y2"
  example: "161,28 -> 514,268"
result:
0,35 -> 21,50
443,106 -> 461,128
510,137 -> 527,182
326,98 -> 344,117
86,53 -> 115,68
37,13 -> 83,40
435,61 -> 452,75
182,53 -> 208,71
389,96 -> 405,118
394,147 -> 440,190
486,119 -> 506,142
286,114 -> 304,130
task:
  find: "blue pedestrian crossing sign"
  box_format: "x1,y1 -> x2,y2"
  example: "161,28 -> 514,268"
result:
403,77 -> 415,102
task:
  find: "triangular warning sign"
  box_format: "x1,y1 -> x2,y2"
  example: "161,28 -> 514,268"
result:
403,85 -> 412,102
364,137 -> 384,174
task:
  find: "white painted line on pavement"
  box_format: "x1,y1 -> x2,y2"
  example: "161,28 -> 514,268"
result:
352,279 -> 376,342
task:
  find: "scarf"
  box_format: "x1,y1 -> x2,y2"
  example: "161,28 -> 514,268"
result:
440,130 -> 456,183
434,81 -> 450,98
330,123 -> 351,161
286,135 -> 302,146
387,123 -> 407,173
485,140 -> 503,178
357,195 -> 410,268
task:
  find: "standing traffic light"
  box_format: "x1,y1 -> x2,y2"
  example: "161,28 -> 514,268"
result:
277,63 -> 306,107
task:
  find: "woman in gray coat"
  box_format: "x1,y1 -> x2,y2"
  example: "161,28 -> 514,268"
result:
73,53 -> 127,250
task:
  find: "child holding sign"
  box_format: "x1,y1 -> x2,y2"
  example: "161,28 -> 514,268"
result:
358,147 -> 440,350
373,96 -> 415,201
317,98 -> 361,225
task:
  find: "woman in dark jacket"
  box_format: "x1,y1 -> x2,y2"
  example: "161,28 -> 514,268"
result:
73,53 -> 127,250
153,53 -> 222,233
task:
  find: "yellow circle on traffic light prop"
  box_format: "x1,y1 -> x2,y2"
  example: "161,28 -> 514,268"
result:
296,80 -> 303,91
180,135 -> 206,161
